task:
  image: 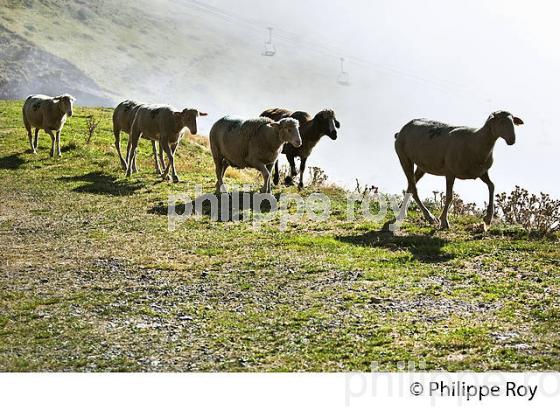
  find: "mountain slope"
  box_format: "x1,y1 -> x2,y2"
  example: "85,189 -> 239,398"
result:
0,25 -> 113,105
0,0 -> 338,111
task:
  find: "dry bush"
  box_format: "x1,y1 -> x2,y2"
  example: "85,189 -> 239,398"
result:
496,186 -> 560,236
85,114 -> 100,144
308,166 -> 328,187
355,178 -> 378,197
423,191 -> 481,216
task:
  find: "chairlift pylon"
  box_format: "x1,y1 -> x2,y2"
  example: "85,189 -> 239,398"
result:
337,57 -> 350,86
262,27 -> 276,57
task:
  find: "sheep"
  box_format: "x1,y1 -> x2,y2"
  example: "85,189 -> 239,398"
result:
260,108 -> 340,188
22,94 -> 75,156
394,111 -> 524,229
125,104 -> 207,183
209,116 -> 302,193
113,100 -> 165,174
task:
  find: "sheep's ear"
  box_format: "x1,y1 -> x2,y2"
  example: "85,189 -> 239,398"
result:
198,112 -> 208,117
335,119 -> 340,129
513,116 -> 524,125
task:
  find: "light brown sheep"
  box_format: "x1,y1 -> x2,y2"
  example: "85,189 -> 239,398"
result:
125,104 -> 207,182
113,100 -> 164,174
209,116 -> 302,193
22,94 -> 75,156
395,111 -> 524,228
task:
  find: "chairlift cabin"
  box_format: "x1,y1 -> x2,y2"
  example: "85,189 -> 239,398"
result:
337,57 -> 350,86
262,27 -> 276,57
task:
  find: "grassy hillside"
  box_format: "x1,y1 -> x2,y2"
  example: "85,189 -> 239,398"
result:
0,0 -> 337,110
0,24 -> 112,105
0,100 -> 558,371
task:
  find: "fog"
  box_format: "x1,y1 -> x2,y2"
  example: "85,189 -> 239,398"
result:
12,0 -> 557,204
154,0 -> 558,204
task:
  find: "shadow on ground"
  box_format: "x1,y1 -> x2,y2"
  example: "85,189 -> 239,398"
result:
149,191 -> 281,222
336,228 -> 452,263
0,153 -> 25,170
61,142 -> 78,153
58,172 -> 144,196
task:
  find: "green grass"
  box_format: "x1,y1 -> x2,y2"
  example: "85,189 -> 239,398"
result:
0,100 -> 559,371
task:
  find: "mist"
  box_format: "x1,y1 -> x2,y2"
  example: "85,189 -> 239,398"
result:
144,0 -> 559,204
6,0 -> 559,203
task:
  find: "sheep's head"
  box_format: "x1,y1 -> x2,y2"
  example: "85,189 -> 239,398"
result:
487,111 -> 524,145
314,109 -> 340,140
176,109 -> 208,135
272,118 -> 301,147
55,94 -> 75,117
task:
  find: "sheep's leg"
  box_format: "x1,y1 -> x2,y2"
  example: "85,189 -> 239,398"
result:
266,163 -> 275,193
298,157 -> 308,189
272,160 -> 280,185
132,150 -> 138,173
125,131 -> 140,177
114,128 -> 127,170
161,141 -> 179,183
257,163 -> 271,193
55,131 -> 62,156
284,155 -> 296,186
397,168 -> 427,220
159,142 -> 166,171
33,129 -> 39,153
414,168 -> 425,183
410,184 -> 437,225
160,153 -> 171,181
159,142 -> 171,181
213,156 -> 225,193
480,172 -> 495,226
151,141 -> 162,175
26,126 -> 34,153
398,158 -> 437,224
221,159 -> 229,179
440,176 -> 455,229
24,115 -> 33,152
46,130 -> 56,157
125,138 -> 132,175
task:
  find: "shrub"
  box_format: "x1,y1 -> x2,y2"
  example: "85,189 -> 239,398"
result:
355,178 -> 378,197
496,186 -> 560,237
308,166 -> 328,187
423,191 -> 481,217
85,114 -> 101,144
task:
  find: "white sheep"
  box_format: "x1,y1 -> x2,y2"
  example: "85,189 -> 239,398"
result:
209,116 -> 302,193
394,111 -> 524,228
125,104 -> 207,182
113,100 -> 164,174
22,94 -> 75,156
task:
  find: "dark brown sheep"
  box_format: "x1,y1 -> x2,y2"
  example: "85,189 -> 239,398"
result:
260,108 -> 340,188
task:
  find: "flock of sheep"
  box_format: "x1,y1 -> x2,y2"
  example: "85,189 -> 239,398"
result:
21,93 -> 524,228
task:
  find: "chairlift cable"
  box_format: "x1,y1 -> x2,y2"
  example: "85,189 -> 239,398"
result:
182,0 -> 489,103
